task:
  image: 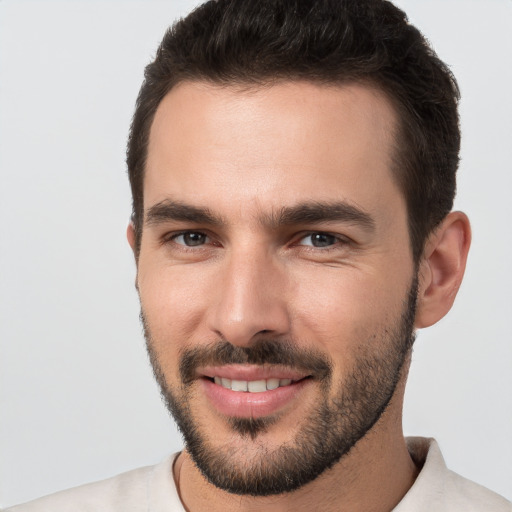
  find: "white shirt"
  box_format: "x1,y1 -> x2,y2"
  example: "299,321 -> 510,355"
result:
5,438 -> 511,511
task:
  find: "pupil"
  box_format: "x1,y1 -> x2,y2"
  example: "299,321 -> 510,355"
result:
312,233 -> 335,247
185,233 -> 205,246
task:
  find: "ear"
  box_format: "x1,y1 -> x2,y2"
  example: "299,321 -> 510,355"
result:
415,211 -> 471,328
126,219 -> 137,254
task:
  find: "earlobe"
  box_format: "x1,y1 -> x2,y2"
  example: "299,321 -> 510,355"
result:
415,211 -> 471,328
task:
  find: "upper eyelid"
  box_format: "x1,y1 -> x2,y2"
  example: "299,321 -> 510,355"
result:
172,231 -> 208,239
160,229 -> 213,247
163,229 -> 209,239
170,230 -> 207,238
160,229 -> 351,246
294,231 -> 350,243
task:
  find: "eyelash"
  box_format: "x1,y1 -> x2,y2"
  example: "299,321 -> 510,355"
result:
295,232 -> 348,249
163,231 -> 215,250
163,230 -> 350,251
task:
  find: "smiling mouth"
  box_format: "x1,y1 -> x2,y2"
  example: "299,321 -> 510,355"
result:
199,367 -> 313,418
206,376 -> 310,393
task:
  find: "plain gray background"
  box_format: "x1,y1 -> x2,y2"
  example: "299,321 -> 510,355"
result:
1,0 -> 511,508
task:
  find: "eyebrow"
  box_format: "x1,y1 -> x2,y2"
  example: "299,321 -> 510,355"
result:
269,201 -> 375,232
144,199 -> 375,232
145,200 -> 224,226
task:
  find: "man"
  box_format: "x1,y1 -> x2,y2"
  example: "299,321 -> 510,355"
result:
5,0 -> 511,510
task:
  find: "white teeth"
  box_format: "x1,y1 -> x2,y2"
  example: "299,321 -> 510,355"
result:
231,379 -> 248,392
248,380 -> 267,393
266,378 -> 280,390
213,376 -> 296,392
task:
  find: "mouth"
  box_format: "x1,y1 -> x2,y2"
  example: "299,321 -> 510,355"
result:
207,376 -> 306,392
198,365 -> 313,418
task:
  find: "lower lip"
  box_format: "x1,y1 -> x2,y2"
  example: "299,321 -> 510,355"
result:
200,378 -> 310,419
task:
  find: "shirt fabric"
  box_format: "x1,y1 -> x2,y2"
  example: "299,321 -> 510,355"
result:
5,437 -> 511,511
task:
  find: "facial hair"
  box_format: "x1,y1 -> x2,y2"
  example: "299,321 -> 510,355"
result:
143,276 -> 418,496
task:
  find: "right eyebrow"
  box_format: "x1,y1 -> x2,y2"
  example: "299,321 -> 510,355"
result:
144,200 -> 224,227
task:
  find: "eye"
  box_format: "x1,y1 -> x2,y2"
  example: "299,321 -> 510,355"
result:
298,232 -> 340,248
172,232 -> 210,247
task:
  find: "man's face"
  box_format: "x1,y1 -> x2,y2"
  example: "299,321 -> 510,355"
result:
135,82 -> 418,495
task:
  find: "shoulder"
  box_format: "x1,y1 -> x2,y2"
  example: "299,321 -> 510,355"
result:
394,437 -> 511,512
4,454 -> 181,512
4,465 -> 154,512
442,468 -> 512,511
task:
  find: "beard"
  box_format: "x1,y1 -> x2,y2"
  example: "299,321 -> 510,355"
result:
142,276 -> 418,497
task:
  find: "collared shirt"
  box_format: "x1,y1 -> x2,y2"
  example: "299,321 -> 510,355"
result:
5,438 -> 511,511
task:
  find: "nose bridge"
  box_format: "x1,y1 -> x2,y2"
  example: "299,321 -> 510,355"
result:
209,242 -> 290,346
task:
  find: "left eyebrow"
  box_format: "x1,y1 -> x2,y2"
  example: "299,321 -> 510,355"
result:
265,201 -> 376,232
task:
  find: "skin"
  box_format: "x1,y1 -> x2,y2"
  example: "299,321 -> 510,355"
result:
128,81 -> 471,512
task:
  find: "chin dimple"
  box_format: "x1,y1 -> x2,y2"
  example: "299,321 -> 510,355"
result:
213,377 -> 294,393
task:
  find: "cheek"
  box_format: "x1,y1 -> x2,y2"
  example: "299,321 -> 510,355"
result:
289,266 -> 406,360
137,262 -> 213,368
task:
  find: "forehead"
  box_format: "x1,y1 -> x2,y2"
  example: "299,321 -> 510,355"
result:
145,81 -> 403,222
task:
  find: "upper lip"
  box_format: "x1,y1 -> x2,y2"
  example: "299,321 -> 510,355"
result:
198,364 -> 310,382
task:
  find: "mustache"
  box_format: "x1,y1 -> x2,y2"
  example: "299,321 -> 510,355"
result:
179,339 -> 332,385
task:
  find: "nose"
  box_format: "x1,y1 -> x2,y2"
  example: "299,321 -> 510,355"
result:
207,247 -> 291,347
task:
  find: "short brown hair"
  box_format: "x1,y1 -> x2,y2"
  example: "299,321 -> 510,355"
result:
127,0 -> 460,262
